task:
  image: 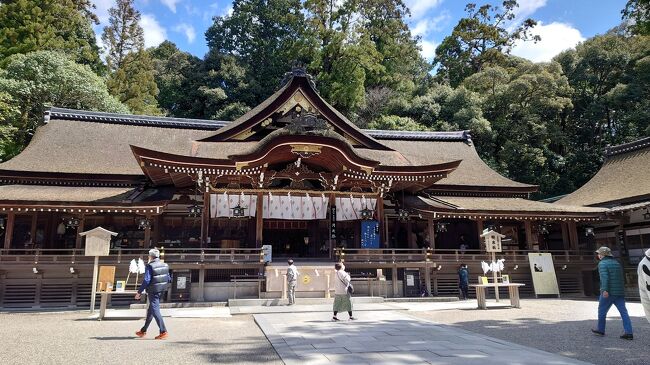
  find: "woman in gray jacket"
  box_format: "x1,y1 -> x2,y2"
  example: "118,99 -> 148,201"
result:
333,263 -> 355,321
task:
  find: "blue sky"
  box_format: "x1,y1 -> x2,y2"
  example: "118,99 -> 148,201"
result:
92,0 -> 628,62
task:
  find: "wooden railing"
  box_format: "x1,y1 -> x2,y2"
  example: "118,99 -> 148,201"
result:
0,247 -> 265,265
335,248 -> 597,264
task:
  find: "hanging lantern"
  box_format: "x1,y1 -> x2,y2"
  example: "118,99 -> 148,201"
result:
231,205 -> 246,218
436,222 -> 448,233
359,207 -> 374,220
585,226 -> 595,237
643,208 -> 650,220
397,209 -> 410,222
539,223 -> 550,235
65,217 -> 80,228
0,217 -> 4,230
137,217 -> 152,230
188,204 -> 202,217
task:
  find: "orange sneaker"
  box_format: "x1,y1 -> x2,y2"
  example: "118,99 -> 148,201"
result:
155,332 -> 168,340
135,330 -> 146,338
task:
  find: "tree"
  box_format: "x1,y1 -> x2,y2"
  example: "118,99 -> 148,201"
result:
622,0 -> 650,35
150,41 -> 202,117
107,50 -> 161,115
357,0 -> 431,94
0,0 -> 103,72
205,0 -> 310,105
367,115 -> 427,131
434,0 -> 539,86
101,0 -> 145,72
463,60 -> 573,197
0,51 -> 127,160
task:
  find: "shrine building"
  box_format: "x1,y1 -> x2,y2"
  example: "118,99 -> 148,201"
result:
0,69 -> 611,308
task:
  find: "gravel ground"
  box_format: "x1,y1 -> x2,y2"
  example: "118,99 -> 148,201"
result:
0,311 -> 282,365
409,299 -> 649,365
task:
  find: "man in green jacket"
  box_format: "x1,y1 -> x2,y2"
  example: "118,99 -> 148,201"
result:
592,246 -> 633,340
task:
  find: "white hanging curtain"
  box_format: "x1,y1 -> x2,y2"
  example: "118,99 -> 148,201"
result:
210,193 -> 258,218
335,196 -> 377,221
262,193 -> 328,220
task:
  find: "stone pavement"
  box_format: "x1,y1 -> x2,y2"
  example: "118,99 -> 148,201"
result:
254,310 -> 593,365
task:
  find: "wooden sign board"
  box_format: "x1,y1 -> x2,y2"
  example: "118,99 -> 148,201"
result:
528,253 -> 560,296
98,266 -> 116,292
80,227 -> 117,256
481,230 -> 505,253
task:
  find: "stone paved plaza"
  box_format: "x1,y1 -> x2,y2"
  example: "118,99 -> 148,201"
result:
0,299 -> 647,365
254,310 -> 591,365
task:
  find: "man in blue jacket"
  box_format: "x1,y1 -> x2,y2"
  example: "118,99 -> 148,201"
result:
592,246 -> 633,340
135,248 -> 171,339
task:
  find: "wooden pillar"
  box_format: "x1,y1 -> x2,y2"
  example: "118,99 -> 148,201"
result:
392,264 -> 399,297
3,212 -> 14,249
30,213 -> 37,247
75,214 -> 85,249
524,221 -> 534,250
143,214 -> 152,248
329,193 -> 336,260
376,196 -> 385,246
567,221 -> 579,251
476,219 -> 484,238
255,192 -> 264,248
152,215 -> 162,247
201,192 -> 210,248
427,217 -> 436,250
198,267 -> 205,302
561,222 -> 569,250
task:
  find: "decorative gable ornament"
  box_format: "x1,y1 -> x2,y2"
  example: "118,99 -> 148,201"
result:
481,229 -> 505,253
79,227 -> 117,256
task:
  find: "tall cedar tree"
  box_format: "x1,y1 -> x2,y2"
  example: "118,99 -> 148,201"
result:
205,0 -> 309,105
102,0 -> 145,72
0,0 -> 103,72
434,0 -> 539,86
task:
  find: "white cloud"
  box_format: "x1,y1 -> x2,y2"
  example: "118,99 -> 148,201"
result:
174,23 -> 196,43
512,0 -> 547,21
420,39 -> 437,61
511,21 -> 585,62
93,0 -> 115,24
161,0 -> 181,13
140,14 -> 167,47
406,0 -> 444,19
412,11 -> 450,36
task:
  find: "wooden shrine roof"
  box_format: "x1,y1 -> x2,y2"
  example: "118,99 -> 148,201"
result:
0,115 -> 534,192
557,137 -> 650,207
409,196 -> 607,220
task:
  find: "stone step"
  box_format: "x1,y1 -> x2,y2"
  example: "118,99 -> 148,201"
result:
129,301 -> 227,309
385,296 -> 459,303
229,296 -> 384,307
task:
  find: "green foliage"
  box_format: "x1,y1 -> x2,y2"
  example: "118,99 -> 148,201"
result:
0,0 -> 103,73
107,50 -> 161,115
205,0 -> 309,105
622,0 -> 650,35
367,115 -> 428,131
434,1 -> 540,86
0,50 -> 127,159
102,0 -> 145,72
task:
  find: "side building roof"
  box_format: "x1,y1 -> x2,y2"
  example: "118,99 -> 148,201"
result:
556,137 -> 650,207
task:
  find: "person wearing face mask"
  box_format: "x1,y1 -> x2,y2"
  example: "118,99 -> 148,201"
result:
592,246 -> 633,340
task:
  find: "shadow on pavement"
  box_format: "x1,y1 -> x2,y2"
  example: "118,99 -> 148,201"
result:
434,316 -> 648,365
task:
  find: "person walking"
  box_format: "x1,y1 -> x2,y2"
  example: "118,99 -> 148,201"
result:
333,263 -> 355,321
286,259 -> 299,305
135,248 -> 171,340
592,246 -> 633,340
458,264 -> 470,300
